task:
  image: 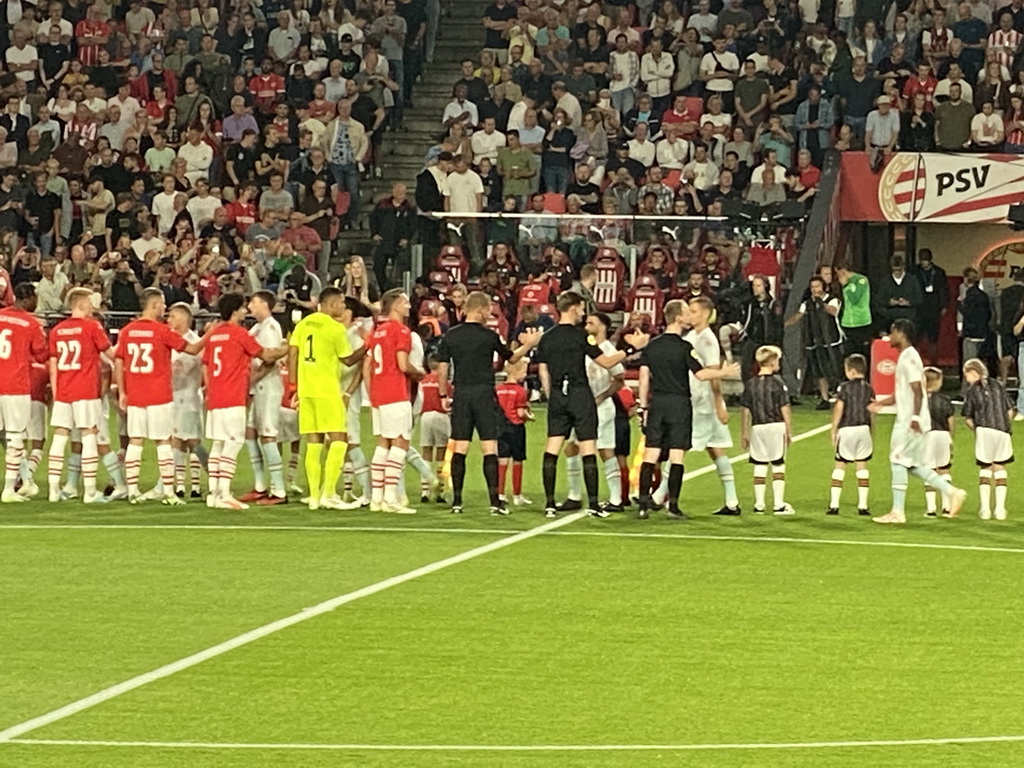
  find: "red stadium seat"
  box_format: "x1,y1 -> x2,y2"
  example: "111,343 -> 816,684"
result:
626,275 -> 665,327
429,270 -> 453,295
592,249 -> 625,312
485,304 -> 510,342
436,245 -> 469,284
535,303 -> 559,323
542,194 -> 567,214
417,298 -> 449,327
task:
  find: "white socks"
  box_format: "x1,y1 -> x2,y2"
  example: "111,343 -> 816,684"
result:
383,446 -> 407,504
829,468 -> 844,509
80,433 -> 99,498
566,454 -> 582,501
772,464 -> 786,508
856,469 -> 869,509
370,445 -> 388,504
246,438 -> 266,493
994,469 -> 1008,519
714,455 -> 739,509
603,456 -> 621,506
218,440 -> 243,498
4,433 -> 23,495
753,464 -> 768,509
261,441 -> 285,497
48,433 -> 68,495
979,468 -> 993,517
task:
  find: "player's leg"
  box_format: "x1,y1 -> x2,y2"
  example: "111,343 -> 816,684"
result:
576,439 -> 603,516
404,445 -> 436,502
664,448 -> 687,519
171,436 -> 187,497
560,440 -> 583,509
771,461 -> 790,514
47,402 -> 75,502
598,447 -> 621,510
512,447 -> 528,504
855,460 -> 870,515
978,459 -> 994,520
829,459 -> 846,514
369,406 -> 389,509
287,440 -> 301,491
752,462 -> 768,512
874,462 -> 909,524
993,461 -> 1009,520
258,437 -> 287,502
908,465 -> 965,517
207,440 -> 224,506
542,434 -> 566,516
62,441 -> 82,499
79,428 -> 101,503
319,431 -> 351,508
637,442 -> 662,519
709,446 -> 740,515
0,398 -> 27,502
123,405 -> 149,502
244,424 -> 267,498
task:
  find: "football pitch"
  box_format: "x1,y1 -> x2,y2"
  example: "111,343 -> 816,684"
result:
4,408 -> 1024,767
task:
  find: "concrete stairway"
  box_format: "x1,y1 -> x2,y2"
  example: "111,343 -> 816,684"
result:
333,3 -> 484,276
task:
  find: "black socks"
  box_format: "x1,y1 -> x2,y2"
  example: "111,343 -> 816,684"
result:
542,452 -> 558,507
451,452 -> 466,505
482,454 -> 500,507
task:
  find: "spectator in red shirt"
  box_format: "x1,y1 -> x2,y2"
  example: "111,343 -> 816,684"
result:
249,60 -> 286,115
279,210 -> 323,272
75,5 -> 110,66
661,93 -> 700,139
131,52 -> 179,102
226,183 -> 259,236
902,61 -> 938,111
786,149 -> 821,204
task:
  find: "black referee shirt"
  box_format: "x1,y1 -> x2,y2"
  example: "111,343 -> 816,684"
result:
928,392 -> 954,433
639,334 -> 704,397
963,379 -> 1013,433
740,374 -> 789,425
535,325 -> 601,389
435,322 -> 513,388
836,378 -> 874,428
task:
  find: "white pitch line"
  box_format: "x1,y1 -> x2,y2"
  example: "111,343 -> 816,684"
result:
0,512 -> 585,744
9,734 -> 1024,751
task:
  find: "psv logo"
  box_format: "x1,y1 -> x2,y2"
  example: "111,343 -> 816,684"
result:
877,359 -> 896,376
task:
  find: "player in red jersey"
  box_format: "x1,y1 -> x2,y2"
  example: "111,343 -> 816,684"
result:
47,288 -> 116,504
202,294 -> 288,510
21,356 -> 51,497
495,358 -> 533,506
0,284 -> 48,502
363,288 -> 423,513
417,357 -> 451,502
114,288 -> 206,504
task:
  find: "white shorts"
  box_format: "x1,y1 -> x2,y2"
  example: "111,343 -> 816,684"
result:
347,395 -> 362,444
173,406 -> 204,442
71,397 -> 112,446
27,400 -> 47,442
126,402 -> 174,441
596,398 -> 617,451
836,424 -> 873,463
419,410 -> 451,448
248,388 -> 282,438
921,430 -> 952,470
412,387 -> 423,418
52,399 -> 102,432
206,406 -> 248,443
749,422 -> 787,464
372,401 -> 413,440
690,410 -> 734,452
0,394 -> 31,434
975,426 -> 1013,466
890,423 -> 925,468
279,408 -> 299,444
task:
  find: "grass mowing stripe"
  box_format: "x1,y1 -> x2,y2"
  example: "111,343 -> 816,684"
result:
0,512 -> 585,745
11,735 -> 1024,751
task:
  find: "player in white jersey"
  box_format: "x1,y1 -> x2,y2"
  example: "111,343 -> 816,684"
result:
685,296 -> 741,515
584,312 -> 625,511
403,326 -> 442,504
168,303 -> 206,498
240,291 -> 287,504
341,308 -> 372,504
870,319 -> 966,524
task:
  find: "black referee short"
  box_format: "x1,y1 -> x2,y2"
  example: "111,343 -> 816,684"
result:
644,395 -> 692,451
450,385 -> 502,442
614,415 -> 631,457
498,423 -> 527,461
547,388 -> 598,442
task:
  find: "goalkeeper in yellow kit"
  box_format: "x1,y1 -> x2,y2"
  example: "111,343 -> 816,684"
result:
288,288 -> 367,510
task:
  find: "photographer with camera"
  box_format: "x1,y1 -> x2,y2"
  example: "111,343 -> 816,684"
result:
104,255 -> 144,312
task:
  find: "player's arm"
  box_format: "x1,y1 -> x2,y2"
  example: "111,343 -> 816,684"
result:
48,357 -> 58,404
868,394 -> 895,411
831,399 -> 844,445
637,364 -> 649,410
287,345 -> 299,393
781,402 -> 792,442
345,360 -> 364,398
397,349 -> 423,382
113,357 -> 127,410
909,380 -> 925,432
183,321 -> 216,355
595,330 -> 649,370
340,345 -> 366,367
538,362 -> 552,400
361,346 -> 374,392
740,406 -> 751,449
508,327 -> 542,363
258,343 -> 289,363
694,360 -> 740,380
596,372 -> 624,406
947,415 -> 956,436
436,361 -> 450,397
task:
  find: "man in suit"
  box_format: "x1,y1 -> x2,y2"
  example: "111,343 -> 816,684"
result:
415,152 -> 453,259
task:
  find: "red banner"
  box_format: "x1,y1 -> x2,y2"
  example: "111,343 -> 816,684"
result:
840,152 -> 1024,223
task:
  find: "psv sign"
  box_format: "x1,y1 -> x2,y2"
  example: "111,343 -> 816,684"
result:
841,152 -> 1024,223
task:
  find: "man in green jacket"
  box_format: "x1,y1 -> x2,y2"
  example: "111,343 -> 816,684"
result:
836,263 -> 873,357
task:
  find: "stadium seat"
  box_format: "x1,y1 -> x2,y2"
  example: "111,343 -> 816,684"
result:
626,275 -> 665,327
535,303 -> 559,324
485,304 -> 510,341
429,270 -> 453,295
417,298 -> 449,328
436,245 -> 469,284
542,194 -> 567,214
592,249 -> 625,312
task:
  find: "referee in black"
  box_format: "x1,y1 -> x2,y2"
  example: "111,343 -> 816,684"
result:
638,299 -> 740,519
535,291 -> 649,519
436,291 -> 541,515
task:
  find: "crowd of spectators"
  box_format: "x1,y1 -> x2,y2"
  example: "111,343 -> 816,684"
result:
0,0 -> 436,319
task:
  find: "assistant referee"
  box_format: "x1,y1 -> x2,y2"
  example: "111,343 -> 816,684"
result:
435,291 -> 541,515
535,291 -> 649,519
638,299 -> 739,519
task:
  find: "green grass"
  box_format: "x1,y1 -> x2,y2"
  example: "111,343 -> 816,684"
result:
3,406 -> 1024,767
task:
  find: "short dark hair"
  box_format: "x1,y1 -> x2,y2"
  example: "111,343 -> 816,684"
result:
588,311 -> 612,333
319,286 -> 344,305
219,292 -> 246,320
891,317 -> 916,342
556,290 -> 584,314
251,289 -> 276,309
14,283 -> 36,301
844,353 -> 867,375
345,296 -> 373,318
